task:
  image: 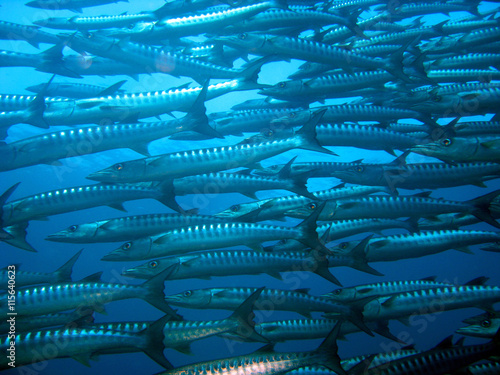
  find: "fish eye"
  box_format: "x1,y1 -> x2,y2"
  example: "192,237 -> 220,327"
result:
339,242 -> 348,249
355,166 -> 364,173
278,82 -> 287,88
230,205 -> 239,212
238,33 -> 247,40
183,290 -> 192,297
307,202 -> 317,210
280,239 -> 288,244
122,242 -> 131,250
289,112 -> 296,118
333,289 -> 341,295
431,95 -> 441,102
69,225 -> 78,232
114,163 -> 124,171
265,129 -> 274,137
481,319 -> 491,327
127,23 -> 135,29
149,260 -> 158,268
441,138 -> 452,147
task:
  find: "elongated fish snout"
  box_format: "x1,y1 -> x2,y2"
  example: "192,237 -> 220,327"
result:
45,232 -> 67,241
86,170 -> 115,181
101,249 -> 127,261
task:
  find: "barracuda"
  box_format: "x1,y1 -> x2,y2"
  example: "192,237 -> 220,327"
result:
158,323 -> 346,375
324,285 -> 500,324
323,277 -> 462,303
0,250 -> 80,285
254,160 -> 364,177
121,249 -> 342,285
456,314 -> 500,338
0,86 -> 217,171
104,204 -> 329,260
0,93 -> 71,112
0,20 -> 60,48
26,0 -> 128,12
165,287 -> 374,335
0,266 -> 180,319
0,307 -> 93,334
426,68 -> 500,83
172,159 -> 315,200
113,1 -> 285,41
65,32 -> 265,84
266,218 -> 414,252
259,71 -> 395,101
26,80 -> 126,99
214,184 -> 392,222
411,135 -> 500,163
0,317 -> 171,370
217,33 -> 412,81
46,213 -> 226,243
383,1 -> 479,19
86,110 -> 334,183
429,53 -> 500,70
330,229 -> 500,262
287,190 -> 500,229
363,329 -> 500,375
34,8 -> 162,30
332,160 -> 500,190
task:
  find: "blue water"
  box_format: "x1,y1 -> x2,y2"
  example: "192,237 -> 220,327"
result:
1,1 -> 500,374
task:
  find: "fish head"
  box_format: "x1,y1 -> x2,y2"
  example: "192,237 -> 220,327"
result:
86,159 -> 147,182
241,127 -> 294,144
331,164 -> 384,185
269,109 -> 310,129
409,93 -> 461,113
288,61 -> 324,79
101,237 -> 153,261
285,200 -> 324,219
214,202 -> 260,220
214,33 -> 267,51
480,242 -> 500,252
46,222 -> 100,242
329,240 -> 358,255
110,21 -> 154,37
322,287 -> 358,303
32,17 -> 70,28
455,318 -> 500,338
122,258 -> 176,279
164,288 -> 214,308
419,36 -> 457,54
258,80 -> 305,99
410,137 -> 471,162
462,310 -> 500,325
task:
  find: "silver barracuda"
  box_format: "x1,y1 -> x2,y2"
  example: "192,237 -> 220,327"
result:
86,110 -> 335,183
0,266 -> 180,319
104,205 -> 330,260
26,80 -> 126,99
0,307 -> 93,334
0,250 -> 81,285
0,20 -> 60,48
329,230 -> 500,262
332,159 -> 500,190
457,311 -> 500,338
64,32 -> 266,84
1,180 -> 181,228
165,287 -> 374,335
253,160 -> 364,178
0,86 -> 218,171
46,213 -> 226,243
111,1 -> 286,41
214,184 -> 392,222
362,330 -> 500,375
157,323 -> 346,375
0,316 -> 172,370
121,249 -> 342,285
286,190 -> 500,229
411,135 -> 500,163
25,0 -> 128,12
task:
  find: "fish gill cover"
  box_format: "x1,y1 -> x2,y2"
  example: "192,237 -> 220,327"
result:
0,0 -> 500,374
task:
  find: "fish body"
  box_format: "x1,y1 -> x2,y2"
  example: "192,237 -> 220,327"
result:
25,0 -> 128,12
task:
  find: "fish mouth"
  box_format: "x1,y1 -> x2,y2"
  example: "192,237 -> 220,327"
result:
101,250 -> 127,261
164,295 -> 182,303
86,170 -> 116,181
45,232 -> 69,241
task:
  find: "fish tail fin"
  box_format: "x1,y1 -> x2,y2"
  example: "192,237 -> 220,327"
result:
141,315 -> 174,369
54,249 -> 83,282
229,286 -> 269,343
296,109 -> 337,156
310,250 -> 343,286
316,322 -> 348,375
278,156 -> 315,199
237,56 -> 272,90
327,296 -> 377,337
188,80 -> 223,139
347,235 -> 384,276
156,179 -> 185,213
296,201 -> 331,254
2,224 -> 36,252
469,189 -> 500,230
142,265 -> 182,320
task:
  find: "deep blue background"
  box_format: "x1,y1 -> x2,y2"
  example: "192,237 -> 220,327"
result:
1,0 -> 499,374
